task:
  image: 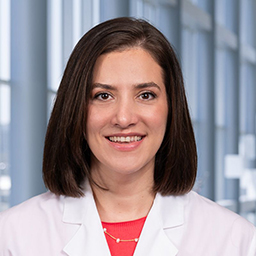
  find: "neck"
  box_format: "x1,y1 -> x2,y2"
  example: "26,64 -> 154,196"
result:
90,166 -> 156,222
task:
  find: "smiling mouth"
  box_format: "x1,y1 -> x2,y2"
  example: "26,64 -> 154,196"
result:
107,136 -> 143,143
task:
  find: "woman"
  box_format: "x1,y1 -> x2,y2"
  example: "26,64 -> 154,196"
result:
0,17 -> 255,256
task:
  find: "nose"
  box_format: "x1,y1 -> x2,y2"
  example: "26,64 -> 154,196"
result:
111,98 -> 138,128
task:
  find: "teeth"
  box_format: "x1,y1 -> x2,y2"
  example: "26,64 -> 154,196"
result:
108,136 -> 142,143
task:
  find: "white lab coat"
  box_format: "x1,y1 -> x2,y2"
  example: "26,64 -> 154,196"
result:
0,182 -> 255,256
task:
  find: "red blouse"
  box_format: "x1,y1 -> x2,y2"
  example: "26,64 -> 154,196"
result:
102,216 -> 147,256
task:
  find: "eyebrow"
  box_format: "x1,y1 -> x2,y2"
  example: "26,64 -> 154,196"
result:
135,82 -> 161,91
92,82 -> 161,91
92,83 -> 117,91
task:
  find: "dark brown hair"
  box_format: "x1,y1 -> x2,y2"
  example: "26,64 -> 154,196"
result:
43,17 -> 197,197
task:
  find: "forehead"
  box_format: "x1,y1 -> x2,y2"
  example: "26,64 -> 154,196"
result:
92,48 -> 164,88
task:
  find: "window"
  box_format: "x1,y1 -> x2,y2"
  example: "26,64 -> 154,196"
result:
2,0 -> 256,224
0,0 -> 11,211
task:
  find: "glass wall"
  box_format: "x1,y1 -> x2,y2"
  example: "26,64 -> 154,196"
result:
1,0 -> 256,224
0,0 -> 11,212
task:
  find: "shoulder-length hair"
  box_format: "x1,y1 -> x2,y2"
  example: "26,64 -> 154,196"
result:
43,17 -> 197,197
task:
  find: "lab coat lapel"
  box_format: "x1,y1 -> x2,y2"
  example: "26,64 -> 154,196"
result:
61,182 -> 185,256
134,193 -> 185,256
62,185 -> 111,256
134,223 -> 178,256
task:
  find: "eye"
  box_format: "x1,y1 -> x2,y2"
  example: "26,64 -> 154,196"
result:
139,92 -> 156,100
94,92 -> 112,101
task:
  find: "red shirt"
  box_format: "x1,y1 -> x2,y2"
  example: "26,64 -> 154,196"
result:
102,216 -> 147,256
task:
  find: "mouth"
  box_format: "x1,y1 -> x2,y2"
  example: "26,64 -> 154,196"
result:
107,135 -> 144,143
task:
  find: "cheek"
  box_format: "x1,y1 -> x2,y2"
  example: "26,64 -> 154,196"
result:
86,107 -> 100,134
86,106 -> 110,136
87,104 -> 100,123
154,115 -> 168,135
145,104 -> 168,131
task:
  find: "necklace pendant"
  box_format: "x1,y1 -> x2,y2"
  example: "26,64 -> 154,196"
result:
116,238 -> 120,243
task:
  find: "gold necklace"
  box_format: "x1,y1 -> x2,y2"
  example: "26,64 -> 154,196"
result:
103,228 -> 139,243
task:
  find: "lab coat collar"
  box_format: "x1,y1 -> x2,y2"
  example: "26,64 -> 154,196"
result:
62,183 -> 111,256
62,182 -> 185,256
134,193 -> 184,256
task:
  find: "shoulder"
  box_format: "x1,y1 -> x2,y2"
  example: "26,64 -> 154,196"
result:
158,190 -> 242,220
0,191 -> 63,232
158,192 -> 256,254
0,192 -> 66,253
187,191 -> 256,253
186,191 -> 255,228
186,191 -> 247,221
1,191 -> 62,215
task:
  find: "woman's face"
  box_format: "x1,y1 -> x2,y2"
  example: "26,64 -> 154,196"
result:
86,48 -> 168,180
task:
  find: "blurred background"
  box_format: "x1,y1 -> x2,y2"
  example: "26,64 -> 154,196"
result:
0,0 -> 256,224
